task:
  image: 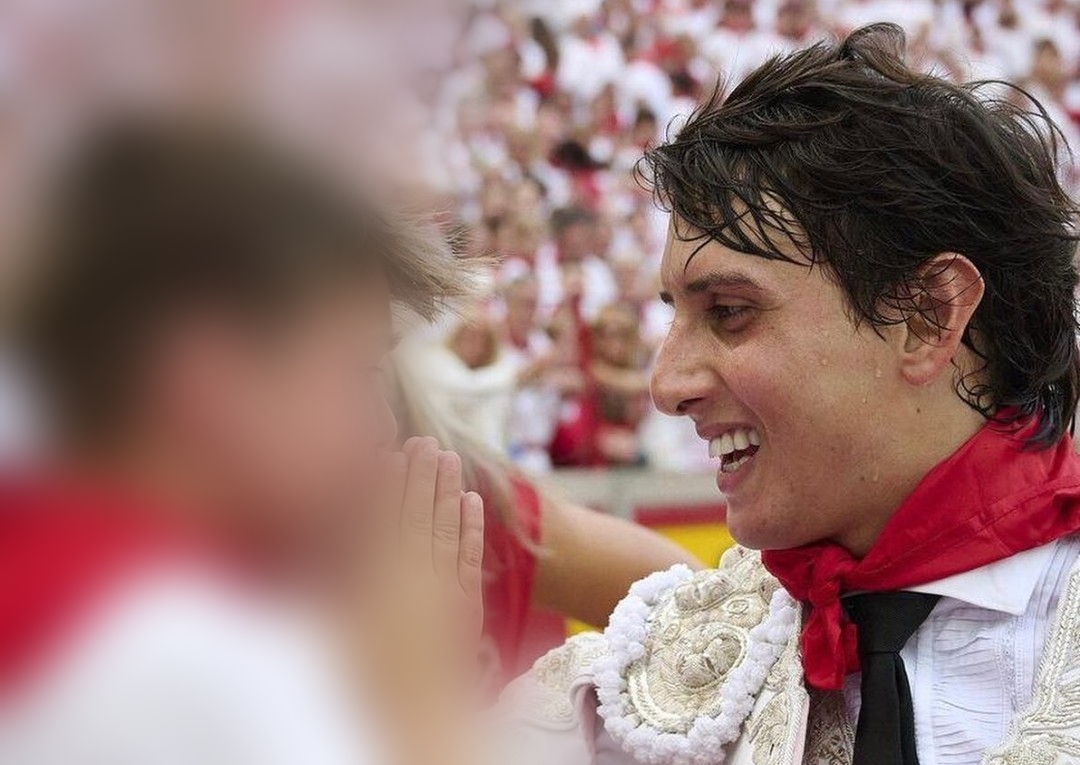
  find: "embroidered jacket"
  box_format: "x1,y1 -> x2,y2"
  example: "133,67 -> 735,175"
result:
494,546 -> 1080,765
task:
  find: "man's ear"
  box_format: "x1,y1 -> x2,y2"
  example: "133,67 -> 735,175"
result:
896,253 -> 984,387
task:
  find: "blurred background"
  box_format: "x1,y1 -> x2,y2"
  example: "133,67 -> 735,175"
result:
1,0 -> 1079,657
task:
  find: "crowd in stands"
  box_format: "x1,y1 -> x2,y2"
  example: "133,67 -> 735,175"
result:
2,0 -> 1079,472
399,0 -> 1080,472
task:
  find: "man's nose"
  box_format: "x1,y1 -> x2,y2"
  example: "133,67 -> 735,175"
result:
650,334 -> 713,417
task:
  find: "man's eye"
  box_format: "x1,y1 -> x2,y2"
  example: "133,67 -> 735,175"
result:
704,302 -> 756,332
708,305 -> 748,320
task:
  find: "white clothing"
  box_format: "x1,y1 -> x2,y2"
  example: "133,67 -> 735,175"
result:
532,244 -> 618,323
834,0 -> 935,37
401,342 -> 519,452
503,331 -> 561,474
556,32 -> 625,102
699,28 -> 791,87
615,59 -> 677,128
842,534 -> 1080,765
499,540 -> 1080,765
0,566 -> 382,765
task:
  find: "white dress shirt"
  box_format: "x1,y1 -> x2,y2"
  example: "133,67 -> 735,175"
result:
843,534 -> 1080,765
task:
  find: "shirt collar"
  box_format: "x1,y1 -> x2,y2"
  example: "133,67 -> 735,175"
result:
906,539 -> 1060,615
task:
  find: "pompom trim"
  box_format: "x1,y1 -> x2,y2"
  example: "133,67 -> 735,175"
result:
595,565 -> 798,765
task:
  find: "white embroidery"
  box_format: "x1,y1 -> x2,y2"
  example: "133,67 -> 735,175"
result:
499,632 -> 608,729
983,554 -> 1080,764
595,553 -> 799,765
747,612 -> 816,765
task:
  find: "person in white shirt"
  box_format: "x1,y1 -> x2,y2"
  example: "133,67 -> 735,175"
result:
556,15 -> 626,103
401,308 -> 521,453
534,206 -> 618,323
499,273 -> 582,473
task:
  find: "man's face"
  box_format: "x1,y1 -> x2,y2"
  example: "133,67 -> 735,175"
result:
651,227 -> 906,550
154,283 -> 398,551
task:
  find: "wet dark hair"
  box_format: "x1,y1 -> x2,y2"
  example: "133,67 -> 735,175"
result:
641,23 -> 1080,446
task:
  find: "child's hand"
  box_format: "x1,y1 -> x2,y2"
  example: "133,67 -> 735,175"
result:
353,437 -> 486,762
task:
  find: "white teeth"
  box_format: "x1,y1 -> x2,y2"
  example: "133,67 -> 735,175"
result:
707,427 -> 762,465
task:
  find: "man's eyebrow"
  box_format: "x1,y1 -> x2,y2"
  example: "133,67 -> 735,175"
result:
659,271 -> 769,304
684,270 -> 768,295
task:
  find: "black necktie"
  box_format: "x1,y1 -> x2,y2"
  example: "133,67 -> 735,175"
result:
842,592 -> 941,765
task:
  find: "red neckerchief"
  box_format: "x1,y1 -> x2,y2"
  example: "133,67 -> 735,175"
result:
762,417 -> 1080,691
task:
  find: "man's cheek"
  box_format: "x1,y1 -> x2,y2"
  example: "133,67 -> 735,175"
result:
727,350 -> 803,413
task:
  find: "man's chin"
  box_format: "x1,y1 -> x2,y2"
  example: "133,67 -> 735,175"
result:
724,505 -> 811,552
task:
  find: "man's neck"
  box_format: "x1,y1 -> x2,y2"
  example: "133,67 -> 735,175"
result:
836,400 -> 988,558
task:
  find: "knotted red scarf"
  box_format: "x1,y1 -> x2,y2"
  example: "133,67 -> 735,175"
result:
762,417 -> 1080,691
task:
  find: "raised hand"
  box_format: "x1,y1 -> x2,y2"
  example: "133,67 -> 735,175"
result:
353,437 -> 486,765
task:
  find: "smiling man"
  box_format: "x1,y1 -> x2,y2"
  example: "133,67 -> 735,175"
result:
497,23 -> 1080,765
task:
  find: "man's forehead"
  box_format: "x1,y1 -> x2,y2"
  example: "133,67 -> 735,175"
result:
659,232 -> 701,281
660,235 -> 760,290
659,219 -> 810,300
660,197 -> 808,273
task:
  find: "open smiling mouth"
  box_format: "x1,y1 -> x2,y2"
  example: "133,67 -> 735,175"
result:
709,427 -> 761,474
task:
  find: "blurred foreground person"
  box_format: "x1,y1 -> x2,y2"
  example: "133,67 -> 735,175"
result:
0,120 -> 483,765
497,24 -> 1080,765
393,371 -> 698,687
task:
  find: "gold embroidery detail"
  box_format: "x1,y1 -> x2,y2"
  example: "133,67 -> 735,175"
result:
748,693 -> 793,764
624,547 -> 779,734
802,691 -> 853,765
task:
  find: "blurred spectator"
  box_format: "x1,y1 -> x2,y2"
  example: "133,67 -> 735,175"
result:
537,205 -> 617,323
501,274 -> 584,473
590,303 -> 652,466
0,118 -> 475,765
407,308 -> 519,452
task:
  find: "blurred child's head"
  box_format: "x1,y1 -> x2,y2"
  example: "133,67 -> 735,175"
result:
550,206 -> 597,262
16,118 -> 469,552
1032,38 -> 1066,93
